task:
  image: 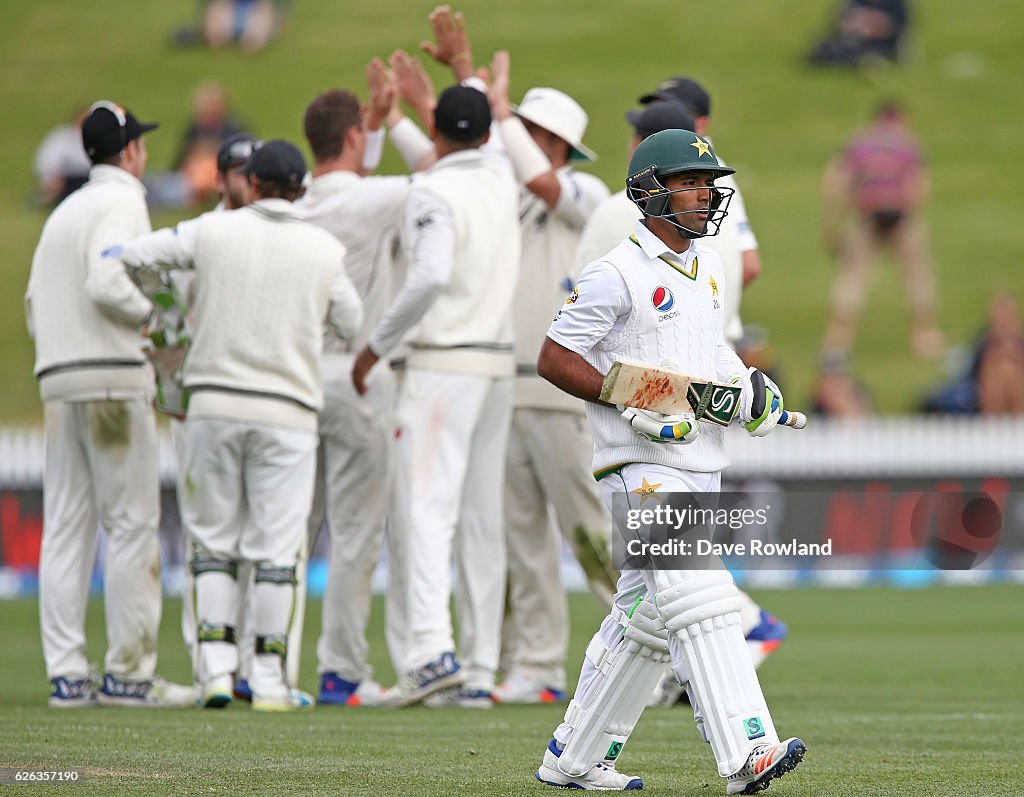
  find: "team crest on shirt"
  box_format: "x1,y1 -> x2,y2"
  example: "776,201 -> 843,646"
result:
565,287 -> 579,305
652,286 -> 674,312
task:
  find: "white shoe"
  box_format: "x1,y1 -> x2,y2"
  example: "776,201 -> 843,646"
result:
385,652 -> 465,708
726,737 -> 806,795
493,671 -> 566,704
97,674 -> 196,708
351,679 -> 389,707
48,674 -> 98,708
200,675 -> 233,709
535,742 -> 643,790
251,687 -> 315,713
424,687 -> 494,709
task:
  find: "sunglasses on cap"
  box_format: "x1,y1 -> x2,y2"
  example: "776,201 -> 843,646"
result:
88,100 -> 128,151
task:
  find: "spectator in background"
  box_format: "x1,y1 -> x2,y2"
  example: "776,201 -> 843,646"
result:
173,0 -> 290,53
921,293 -> 1024,416
821,100 -> 944,360
807,0 -> 910,67
810,352 -> 875,418
977,293 -> 1024,415
147,82 -> 247,209
174,82 -> 245,171
34,107 -> 92,206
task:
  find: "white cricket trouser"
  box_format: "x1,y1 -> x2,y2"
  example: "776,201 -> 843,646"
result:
557,464 -> 721,739
307,357 -> 395,682
174,418 -> 256,682
400,369 -> 512,691
384,385 -> 412,676
39,398 -> 161,680
181,418 -> 316,684
500,408 -> 615,689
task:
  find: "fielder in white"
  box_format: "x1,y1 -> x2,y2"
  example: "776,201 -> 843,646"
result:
533,129 -> 805,793
111,140 -> 363,712
352,84 -> 520,707
170,133 -> 308,704
484,55 -> 619,704
26,101 -> 194,709
295,82 -> 412,706
411,12 -> 621,704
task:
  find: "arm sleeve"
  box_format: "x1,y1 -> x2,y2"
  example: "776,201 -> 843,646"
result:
495,115 -> 551,184
715,341 -> 747,383
367,189 -> 455,356
545,261 -> 631,357
725,179 -> 758,251
118,219 -> 201,295
326,263 -> 364,341
388,118 -> 434,170
85,207 -> 190,326
361,128 -> 386,172
551,171 -> 611,231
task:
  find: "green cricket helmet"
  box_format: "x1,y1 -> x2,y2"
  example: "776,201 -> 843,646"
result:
626,128 -> 735,239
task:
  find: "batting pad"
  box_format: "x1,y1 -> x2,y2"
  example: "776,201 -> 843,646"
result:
194,566 -> 240,682
657,573 -> 779,777
558,599 -> 671,777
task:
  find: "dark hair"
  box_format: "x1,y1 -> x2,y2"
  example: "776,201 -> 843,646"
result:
250,177 -> 304,202
303,89 -> 361,162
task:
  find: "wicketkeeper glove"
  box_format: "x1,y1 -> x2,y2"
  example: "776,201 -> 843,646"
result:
621,406 -> 700,445
733,367 -> 784,437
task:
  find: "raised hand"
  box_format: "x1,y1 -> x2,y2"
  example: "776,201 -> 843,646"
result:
366,57 -> 395,131
487,50 -> 511,118
420,5 -> 473,79
390,49 -> 436,127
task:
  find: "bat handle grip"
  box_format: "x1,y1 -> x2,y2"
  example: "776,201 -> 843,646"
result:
779,410 -> 807,429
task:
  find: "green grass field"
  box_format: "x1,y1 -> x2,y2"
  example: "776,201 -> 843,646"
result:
1,587 -> 1022,796
2,0 -> 1023,421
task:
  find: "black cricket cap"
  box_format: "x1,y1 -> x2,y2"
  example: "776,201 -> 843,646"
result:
242,139 -> 306,185
434,85 -> 491,142
626,101 -> 697,140
638,77 -> 711,118
81,100 -> 159,162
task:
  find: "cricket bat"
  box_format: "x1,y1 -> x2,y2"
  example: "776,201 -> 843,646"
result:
599,360 -> 807,429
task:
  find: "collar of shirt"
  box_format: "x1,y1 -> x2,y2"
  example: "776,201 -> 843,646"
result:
630,219 -> 696,271
431,148 -> 486,173
247,197 -> 303,222
304,169 -> 361,199
88,164 -> 146,195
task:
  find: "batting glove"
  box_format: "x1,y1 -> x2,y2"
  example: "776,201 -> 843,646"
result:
621,406 -> 700,445
734,367 -> 784,437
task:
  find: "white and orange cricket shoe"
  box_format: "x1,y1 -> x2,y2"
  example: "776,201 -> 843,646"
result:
726,737 -> 806,795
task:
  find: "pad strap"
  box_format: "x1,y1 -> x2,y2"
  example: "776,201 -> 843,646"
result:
191,558 -> 238,578
197,621 -> 236,645
254,565 -> 297,585
255,634 -> 288,658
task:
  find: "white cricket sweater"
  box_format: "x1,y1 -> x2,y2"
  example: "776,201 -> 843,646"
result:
514,167 -> 609,413
295,170 -> 410,355
372,149 -> 521,377
26,165 -> 154,402
118,199 -> 363,431
547,222 -> 746,476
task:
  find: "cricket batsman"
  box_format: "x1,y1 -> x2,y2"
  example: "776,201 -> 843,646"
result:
532,128 -> 806,793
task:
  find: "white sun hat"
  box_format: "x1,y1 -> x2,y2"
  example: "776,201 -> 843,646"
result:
511,87 -> 597,162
